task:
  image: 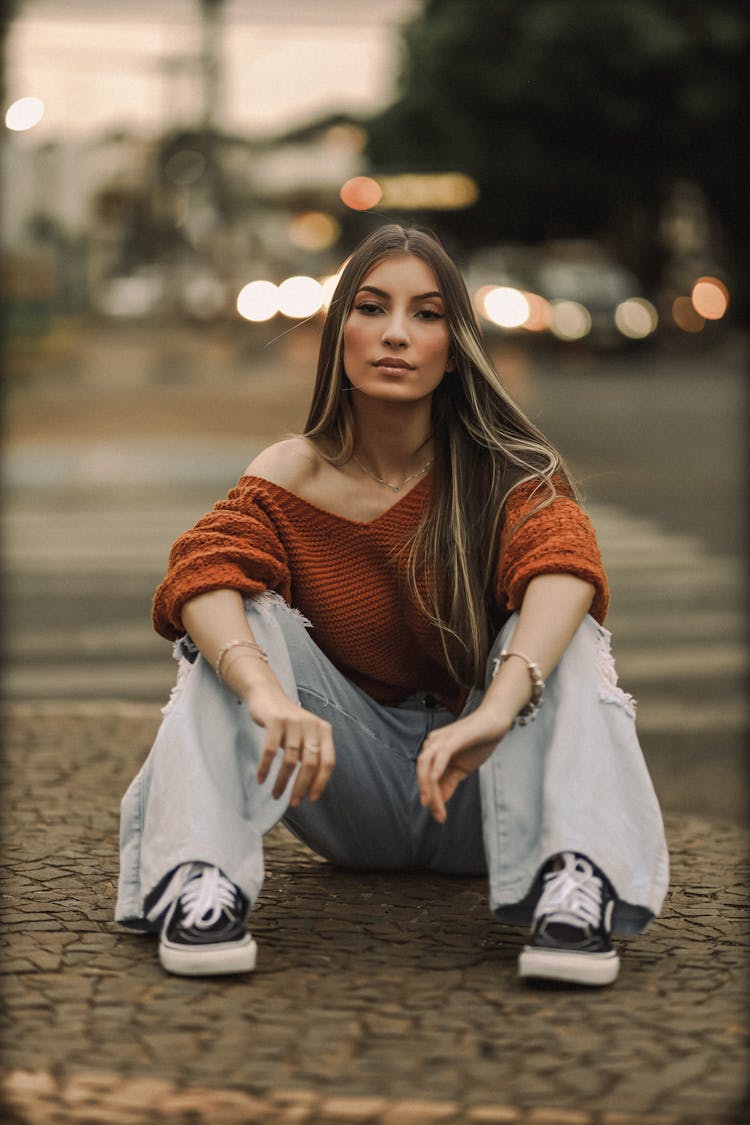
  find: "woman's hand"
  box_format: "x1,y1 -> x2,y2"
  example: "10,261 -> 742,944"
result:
416,704 -> 514,824
417,574 -> 597,824
180,590 -> 336,808
244,673 -> 335,807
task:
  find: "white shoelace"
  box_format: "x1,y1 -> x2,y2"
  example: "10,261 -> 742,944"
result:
178,866 -> 237,929
533,853 -> 603,929
146,862 -> 237,928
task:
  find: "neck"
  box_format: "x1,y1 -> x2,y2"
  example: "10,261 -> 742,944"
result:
350,394 -> 433,479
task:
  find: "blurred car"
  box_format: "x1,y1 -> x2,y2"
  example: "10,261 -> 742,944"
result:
466,241 -> 658,349
94,269 -> 165,319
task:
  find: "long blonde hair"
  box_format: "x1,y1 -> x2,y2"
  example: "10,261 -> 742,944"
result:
304,224 -> 576,688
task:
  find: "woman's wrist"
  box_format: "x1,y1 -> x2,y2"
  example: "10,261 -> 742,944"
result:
483,657 -> 536,726
219,650 -> 276,701
215,638 -> 268,679
492,650 -> 545,726
479,694 -> 522,731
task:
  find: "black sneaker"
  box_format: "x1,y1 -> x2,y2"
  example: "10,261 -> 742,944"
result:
519,852 -> 619,986
154,863 -> 257,977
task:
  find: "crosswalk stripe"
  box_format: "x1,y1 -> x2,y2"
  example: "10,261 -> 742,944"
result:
1,662 -> 176,699
632,698 -> 749,733
2,503 -> 741,571
615,644 -> 747,679
602,610 -> 744,641
3,496 -> 746,736
3,665 -> 746,733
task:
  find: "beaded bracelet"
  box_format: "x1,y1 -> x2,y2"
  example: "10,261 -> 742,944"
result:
491,649 -> 545,726
215,639 -> 269,680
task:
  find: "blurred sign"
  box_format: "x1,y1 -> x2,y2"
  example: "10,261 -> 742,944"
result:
377,172 -> 479,210
341,172 -> 479,212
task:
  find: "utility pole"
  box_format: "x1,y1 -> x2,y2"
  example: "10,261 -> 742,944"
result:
0,0 -> 21,136
198,0 -> 225,130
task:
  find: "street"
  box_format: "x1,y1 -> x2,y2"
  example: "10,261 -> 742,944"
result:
2,323 -> 748,1125
4,1 -> 748,1117
4,324 -> 747,822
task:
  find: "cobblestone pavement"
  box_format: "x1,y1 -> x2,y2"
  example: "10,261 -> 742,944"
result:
1,704 -> 748,1124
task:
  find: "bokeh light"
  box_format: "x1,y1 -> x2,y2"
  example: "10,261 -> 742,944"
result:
691,277 -> 729,320
378,172 -> 479,210
182,275 -> 226,319
521,292 -> 551,332
672,296 -> 705,333
482,286 -> 530,329
614,298 -> 659,339
5,96 -> 45,131
339,176 -> 383,211
96,274 -> 164,318
236,280 -> 279,322
472,286 -> 495,318
549,300 -> 592,341
320,273 -> 343,310
288,211 -> 340,252
277,276 -> 324,319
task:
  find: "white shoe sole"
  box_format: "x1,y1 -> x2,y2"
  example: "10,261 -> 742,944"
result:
519,945 -> 619,986
159,934 -> 258,977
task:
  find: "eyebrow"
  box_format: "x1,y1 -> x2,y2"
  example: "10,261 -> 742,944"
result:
356,285 -> 444,302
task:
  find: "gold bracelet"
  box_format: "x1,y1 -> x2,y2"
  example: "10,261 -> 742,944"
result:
491,649 -> 545,725
215,639 -> 269,680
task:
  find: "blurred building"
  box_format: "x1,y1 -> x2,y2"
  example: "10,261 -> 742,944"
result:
1,111 -> 370,325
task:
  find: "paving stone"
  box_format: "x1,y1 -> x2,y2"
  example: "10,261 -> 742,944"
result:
526,1110 -> 594,1125
600,1116 -> 683,1125
159,1086 -> 270,1122
3,1068 -> 59,1100
74,1104 -> 144,1125
465,1107 -> 521,1123
361,1013 -> 414,1035
58,1070 -> 125,1106
2,708 -> 749,1125
380,1098 -> 461,1124
269,1088 -> 322,1108
274,1108 -> 313,1125
316,1094 -> 390,1120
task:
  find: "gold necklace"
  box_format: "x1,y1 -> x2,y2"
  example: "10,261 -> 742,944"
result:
353,454 -> 434,494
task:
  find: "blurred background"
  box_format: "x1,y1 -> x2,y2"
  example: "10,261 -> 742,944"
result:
2,0 -> 747,820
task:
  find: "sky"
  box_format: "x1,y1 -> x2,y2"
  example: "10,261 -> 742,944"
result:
6,0 -> 421,140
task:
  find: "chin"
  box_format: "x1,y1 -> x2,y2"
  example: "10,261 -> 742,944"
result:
356,385 -> 427,405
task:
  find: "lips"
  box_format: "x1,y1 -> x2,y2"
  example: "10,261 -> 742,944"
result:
373,357 -> 415,370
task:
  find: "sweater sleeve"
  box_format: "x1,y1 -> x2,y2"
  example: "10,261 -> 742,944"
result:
496,480 -> 609,623
152,478 -> 292,640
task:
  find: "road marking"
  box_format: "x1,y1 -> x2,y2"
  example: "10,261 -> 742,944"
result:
3,498 -> 747,736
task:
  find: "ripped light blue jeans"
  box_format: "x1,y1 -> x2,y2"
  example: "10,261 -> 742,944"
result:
116,593 -> 669,937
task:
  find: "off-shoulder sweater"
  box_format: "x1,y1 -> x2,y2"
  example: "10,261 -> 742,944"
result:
153,473 -> 608,713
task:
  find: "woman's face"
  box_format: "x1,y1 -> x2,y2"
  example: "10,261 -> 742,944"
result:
342,254 -> 453,405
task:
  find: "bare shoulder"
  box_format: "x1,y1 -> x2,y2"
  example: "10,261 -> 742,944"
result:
244,437 -> 322,492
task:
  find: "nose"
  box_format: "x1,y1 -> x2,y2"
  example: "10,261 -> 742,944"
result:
381,309 -> 409,348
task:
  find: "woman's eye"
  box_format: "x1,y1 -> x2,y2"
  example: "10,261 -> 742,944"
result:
355,302 -> 382,315
415,309 -> 444,320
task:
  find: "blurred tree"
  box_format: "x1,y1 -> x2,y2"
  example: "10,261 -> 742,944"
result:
0,0 -> 20,130
367,0 -> 749,312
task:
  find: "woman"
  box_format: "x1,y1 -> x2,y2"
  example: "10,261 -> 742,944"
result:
116,224 -> 668,986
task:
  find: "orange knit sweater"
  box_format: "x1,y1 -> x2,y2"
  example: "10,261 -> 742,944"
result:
153,473 -> 608,713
